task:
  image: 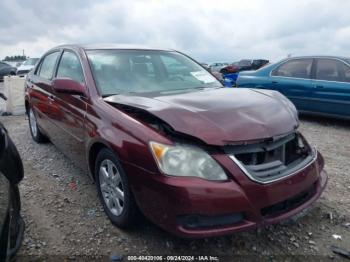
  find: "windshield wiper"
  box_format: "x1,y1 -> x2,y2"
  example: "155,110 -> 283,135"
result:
193,86 -> 222,90
102,94 -> 119,98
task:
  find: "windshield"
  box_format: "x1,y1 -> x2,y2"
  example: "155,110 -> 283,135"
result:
86,50 -> 222,96
23,58 -> 39,66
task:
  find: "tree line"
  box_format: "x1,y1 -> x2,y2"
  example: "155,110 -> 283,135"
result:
3,55 -> 28,61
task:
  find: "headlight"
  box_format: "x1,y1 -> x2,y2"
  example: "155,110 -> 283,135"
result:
149,142 -> 227,181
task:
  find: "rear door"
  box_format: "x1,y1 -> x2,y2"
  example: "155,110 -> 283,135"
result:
48,50 -> 88,170
270,58 -> 314,111
310,58 -> 350,117
28,51 -> 61,137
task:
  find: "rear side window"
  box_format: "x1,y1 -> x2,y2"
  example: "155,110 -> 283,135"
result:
340,62 -> 350,83
315,59 -> 343,82
38,52 -> 60,80
272,59 -> 313,79
57,51 -> 84,84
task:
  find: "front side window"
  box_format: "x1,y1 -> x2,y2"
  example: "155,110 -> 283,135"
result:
57,51 -> 84,84
315,59 -> 343,82
38,52 -> 60,80
22,58 -> 39,66
272,59 -> 313,79
87,50 -> 221,96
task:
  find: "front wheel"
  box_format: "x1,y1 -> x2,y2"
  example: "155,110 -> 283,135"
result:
95,149 -> 137,228
28,108 -> 48,143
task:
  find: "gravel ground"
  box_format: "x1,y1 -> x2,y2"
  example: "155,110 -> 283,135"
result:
1,114 -> 349,261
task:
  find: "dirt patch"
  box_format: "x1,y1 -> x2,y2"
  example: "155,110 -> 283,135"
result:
1,115 -> 349,260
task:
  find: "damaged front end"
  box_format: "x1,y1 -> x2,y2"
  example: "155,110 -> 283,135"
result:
105,95 -> 317,185
107,101 -> 316,184
225,132 -> 316,184
103,94 -> 326,238
108,103 -> 209,147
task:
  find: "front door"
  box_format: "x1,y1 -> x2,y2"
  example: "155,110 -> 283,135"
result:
270,58 -> 314,112
48,50 -> 88,171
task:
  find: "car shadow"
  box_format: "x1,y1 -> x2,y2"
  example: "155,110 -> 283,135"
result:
299,113 -> 350,129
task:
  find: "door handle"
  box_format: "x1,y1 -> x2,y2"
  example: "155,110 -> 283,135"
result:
272,81 -> 278,84
314,85 -> 324,89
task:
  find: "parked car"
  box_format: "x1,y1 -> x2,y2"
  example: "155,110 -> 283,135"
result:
219,61 -> 239,74
200,63 -> 210,70
223,72 -> 239,87
220,59 -> 269,74
16,58 -> 40,77
236,56 -> 350,119
209,62 -> 229,72
3,62 -> 23,68
25,45 -> 327,238
0,62 -> 17,82
0,94 -> 25,260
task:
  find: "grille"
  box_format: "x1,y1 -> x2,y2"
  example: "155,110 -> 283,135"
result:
226,132 -> 316,184
177,213 -> 244,229
261,182 -> 317,217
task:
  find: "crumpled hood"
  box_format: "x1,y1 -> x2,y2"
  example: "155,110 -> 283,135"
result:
104,88 -> 298,145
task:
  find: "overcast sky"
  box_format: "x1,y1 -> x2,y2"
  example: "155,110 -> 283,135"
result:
1,0 -> 350,63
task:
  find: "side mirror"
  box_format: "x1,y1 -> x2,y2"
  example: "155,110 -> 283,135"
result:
52,78 -> 86,96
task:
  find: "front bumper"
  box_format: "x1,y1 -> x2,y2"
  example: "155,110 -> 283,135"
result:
127,150 -> 327,238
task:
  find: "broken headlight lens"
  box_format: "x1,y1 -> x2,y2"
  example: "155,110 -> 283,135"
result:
149,142 -> 227,181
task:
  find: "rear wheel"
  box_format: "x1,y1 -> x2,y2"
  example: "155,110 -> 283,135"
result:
95,149 -> 137,228
28,108 -> 48,143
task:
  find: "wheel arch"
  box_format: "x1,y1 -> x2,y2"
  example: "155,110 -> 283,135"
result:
87,140 -> 113,181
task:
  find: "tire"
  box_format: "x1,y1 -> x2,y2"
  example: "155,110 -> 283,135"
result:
28,107 -> 48,143
95,148 -> 137,228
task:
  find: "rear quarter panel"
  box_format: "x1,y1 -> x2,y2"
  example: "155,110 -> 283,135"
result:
236,65 -> 275,89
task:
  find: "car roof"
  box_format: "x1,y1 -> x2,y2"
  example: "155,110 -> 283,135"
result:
285,55 -> 350,61
53,44 -> 173,52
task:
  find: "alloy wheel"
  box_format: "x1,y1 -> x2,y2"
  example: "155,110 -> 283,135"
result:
29,109 -> 38,137
99,159 -> 125,216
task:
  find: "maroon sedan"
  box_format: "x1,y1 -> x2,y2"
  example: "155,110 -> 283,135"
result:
25,45 -> 327,238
